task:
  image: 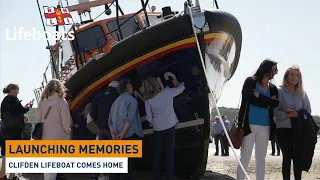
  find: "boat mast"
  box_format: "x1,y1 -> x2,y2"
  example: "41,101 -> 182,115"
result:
36,0 -> 59,79
58,0 -> 67,31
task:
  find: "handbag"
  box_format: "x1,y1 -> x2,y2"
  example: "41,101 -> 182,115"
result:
32,106 -> 52,140
2,96 -> 24,129
229,95 -> 248,149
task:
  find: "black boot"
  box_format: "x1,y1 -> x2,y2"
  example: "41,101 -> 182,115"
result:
56,175 -> 67,180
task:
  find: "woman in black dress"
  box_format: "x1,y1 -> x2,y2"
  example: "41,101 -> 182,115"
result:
0,83 -> 32,180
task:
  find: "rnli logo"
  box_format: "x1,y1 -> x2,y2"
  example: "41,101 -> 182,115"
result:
43,7 -> 74,26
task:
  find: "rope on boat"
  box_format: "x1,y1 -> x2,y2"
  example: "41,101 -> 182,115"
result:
187,7 -> 252,180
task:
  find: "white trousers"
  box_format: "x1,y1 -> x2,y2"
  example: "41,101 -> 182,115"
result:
236,125 -> 270,180
44,173 -> 57,180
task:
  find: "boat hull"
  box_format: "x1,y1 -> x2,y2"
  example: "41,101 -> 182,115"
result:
66,10 -> 242,179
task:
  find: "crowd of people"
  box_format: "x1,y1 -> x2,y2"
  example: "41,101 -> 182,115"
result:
90,77 -> 185,180
0,58 -> 318,180
0,77 -> 185,180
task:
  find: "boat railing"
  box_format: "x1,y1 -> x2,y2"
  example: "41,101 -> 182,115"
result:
61,0 -> 151,70
95,1 -> 150,53
54,28 -> 78,82
52,3 -> 149,78
33,0 -> 152,103
64,0 -> 150,67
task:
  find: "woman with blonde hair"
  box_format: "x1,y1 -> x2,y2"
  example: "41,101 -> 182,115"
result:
274,65 -> 311,180
36,79 -> 71,180
142,77 -> 185,180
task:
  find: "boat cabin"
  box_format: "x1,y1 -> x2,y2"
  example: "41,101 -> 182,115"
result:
33,0 -> 178,103
70,11 -> 162,67
54,0 -> 166,83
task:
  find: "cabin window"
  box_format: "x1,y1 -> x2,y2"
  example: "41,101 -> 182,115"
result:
106,17 -> 141,41
71,25 -> 107,52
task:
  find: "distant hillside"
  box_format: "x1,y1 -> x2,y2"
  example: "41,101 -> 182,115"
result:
25,108 -> 36,123
0,108 -> 37,123
211,107 -> 320,135
11,107 -> 320,135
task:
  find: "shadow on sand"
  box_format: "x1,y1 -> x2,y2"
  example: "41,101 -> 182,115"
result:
201,170 -> 235,180
20,170 -> 235,180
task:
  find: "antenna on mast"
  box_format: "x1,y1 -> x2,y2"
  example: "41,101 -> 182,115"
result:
77,0 -> 93,24
148,3 -> 151,11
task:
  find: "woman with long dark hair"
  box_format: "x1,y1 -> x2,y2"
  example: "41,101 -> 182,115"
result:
236,59 -> 280,180
0,83 -> 32,180
274,66 -> 311,180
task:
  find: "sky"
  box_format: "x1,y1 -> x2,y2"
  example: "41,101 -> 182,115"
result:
0,0 -> 319,115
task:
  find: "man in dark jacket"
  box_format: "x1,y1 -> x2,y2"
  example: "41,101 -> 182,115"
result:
91,81 -> 120,140
291,109 -> 319,172
90,81 -> 120,180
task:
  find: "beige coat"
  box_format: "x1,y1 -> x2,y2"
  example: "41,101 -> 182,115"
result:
36,93 -> 71,140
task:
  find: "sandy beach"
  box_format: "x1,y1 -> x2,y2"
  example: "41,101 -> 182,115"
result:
205,136 -> 320,180
1,136 -> 319,180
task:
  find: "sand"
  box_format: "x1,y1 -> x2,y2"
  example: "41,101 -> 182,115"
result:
2,137 -> 320,179
205,136 -> 320,180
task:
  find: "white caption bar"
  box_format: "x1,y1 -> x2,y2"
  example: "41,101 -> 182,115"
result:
6,157 -> 128,173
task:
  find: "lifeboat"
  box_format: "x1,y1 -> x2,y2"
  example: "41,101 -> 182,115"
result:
33,0 -> 242,178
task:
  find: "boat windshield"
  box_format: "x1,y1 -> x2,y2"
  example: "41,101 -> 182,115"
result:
71,25 -> 108,52
106,16 -> 141,41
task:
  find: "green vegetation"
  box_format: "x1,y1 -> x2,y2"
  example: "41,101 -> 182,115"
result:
18,107 -> 320,134
0,108 -> 37,123
25,108 -> 36,123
